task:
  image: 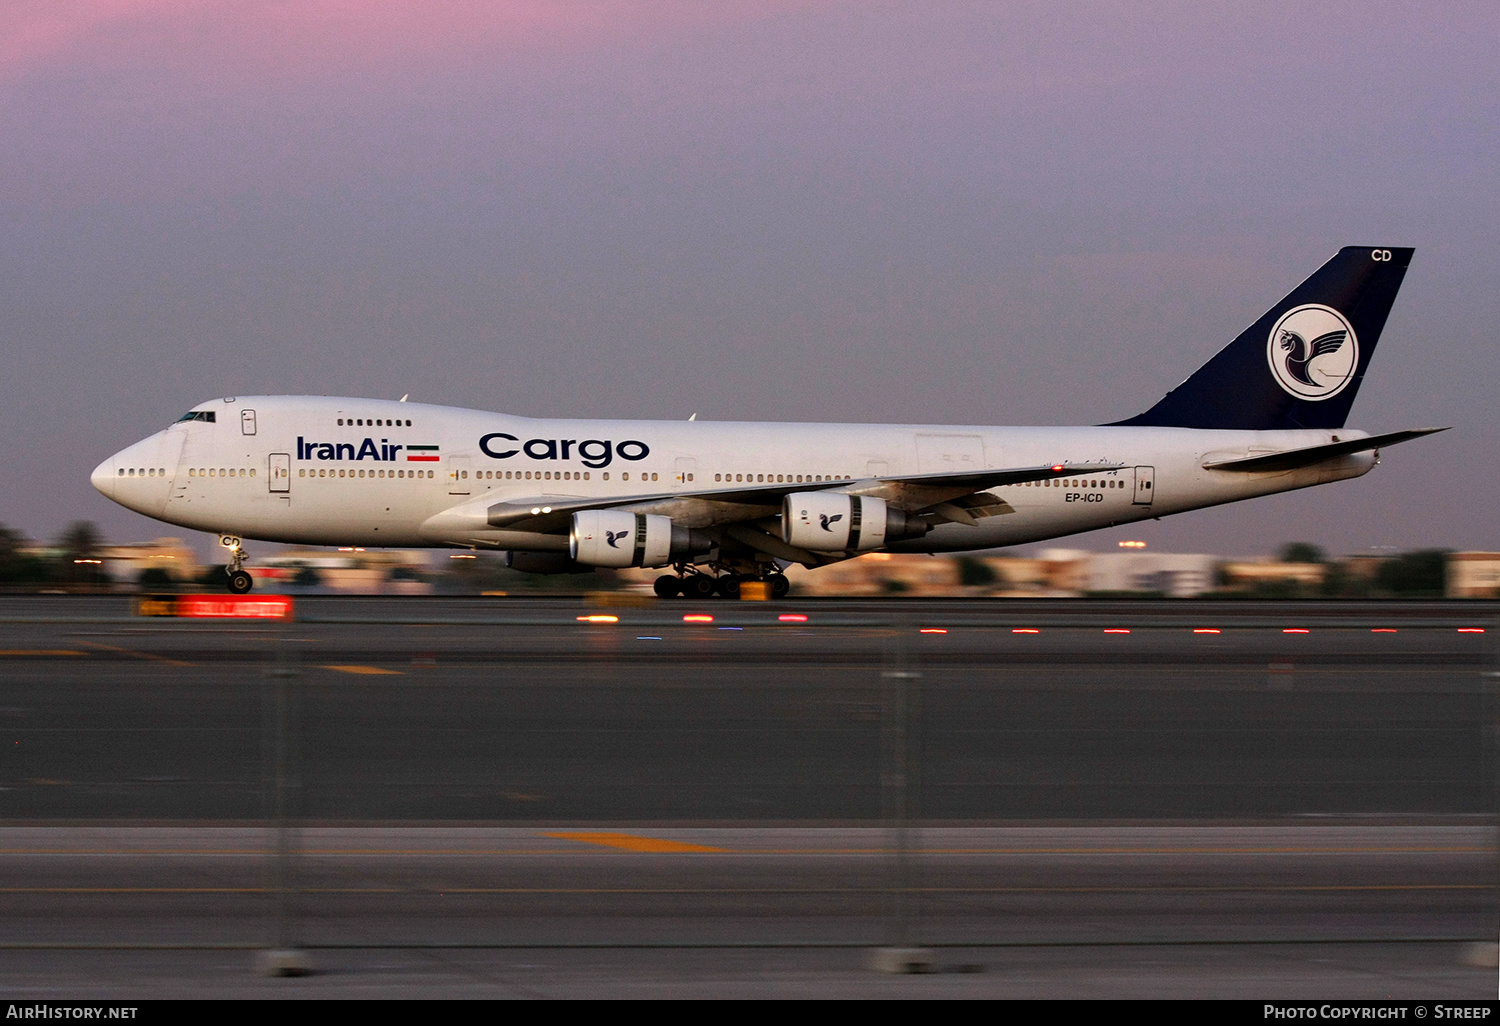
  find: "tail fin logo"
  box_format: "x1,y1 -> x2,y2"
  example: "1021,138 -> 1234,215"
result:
1266,304 -> 1359,400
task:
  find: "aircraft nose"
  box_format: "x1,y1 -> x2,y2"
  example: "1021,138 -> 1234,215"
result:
91,457 -> 116,499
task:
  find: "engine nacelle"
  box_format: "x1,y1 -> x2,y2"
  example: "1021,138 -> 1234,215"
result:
781,493 -> 929,552
570,510 -> 712,568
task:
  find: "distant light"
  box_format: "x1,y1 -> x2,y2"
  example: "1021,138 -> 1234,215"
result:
1118,540 -> 1147,549
1371,628 -> 1397,633
576,615 -> 618,623
542,506 -> 552,513
1050,464 -> 1065,472
72,559 -> 101,564
636,636 -> 662,641
1193,628 -> 1221,634
683,614 -> 714,623
338,547 -> 354,552
1283,628 -> 1310,634
175,595 -> 293,620
1458,628 -> 1485,633
1103,628 -> 1131,634
919,628 -> 947,634
1012,628 -> 1039,634
449,554 -> 476,559
531,507 -> 541,514
718,627 -> 743,631
778,614 -> 808,622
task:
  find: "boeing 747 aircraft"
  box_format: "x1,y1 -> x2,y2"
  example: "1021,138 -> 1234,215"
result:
92,247 -> 1441,597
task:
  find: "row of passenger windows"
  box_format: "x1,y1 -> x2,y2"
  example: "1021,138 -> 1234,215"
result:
337,418 -> 411,427
714,473 -> 851,484
118,468 -> 168,477
300,469 -> 435,478
189,468 -> 254,478
460,470 -> 590,481
454,470 -> 662,482
1027,479 -> 1122,489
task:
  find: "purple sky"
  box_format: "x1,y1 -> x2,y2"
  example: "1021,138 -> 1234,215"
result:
1,1 -> 1496,557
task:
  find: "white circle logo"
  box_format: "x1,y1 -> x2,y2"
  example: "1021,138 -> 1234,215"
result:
1266,304 -> 1359,400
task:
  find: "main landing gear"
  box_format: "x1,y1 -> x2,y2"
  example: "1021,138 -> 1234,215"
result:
653,569 -> 790,600
220,535 -> 254,594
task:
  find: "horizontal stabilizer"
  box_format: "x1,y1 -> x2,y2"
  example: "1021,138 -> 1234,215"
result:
1202,427 -> 1447,473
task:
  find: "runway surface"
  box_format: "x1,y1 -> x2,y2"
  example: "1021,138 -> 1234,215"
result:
0,596 -> 1494,820
0,595 -> 1495,995
0,824 -> 1492,997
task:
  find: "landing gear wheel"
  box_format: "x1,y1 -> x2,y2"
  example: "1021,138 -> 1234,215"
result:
716,575 -> 741,599
653,575 -> 682,598
226,570 -> 254,594
683,575 -> 716,600
768,573 -> 790,599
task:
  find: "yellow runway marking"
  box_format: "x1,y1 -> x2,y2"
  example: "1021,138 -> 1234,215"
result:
0,650 -> 84,657
79,642 -> 194,668
544,832 -> 728,853
322,665 -> 403,675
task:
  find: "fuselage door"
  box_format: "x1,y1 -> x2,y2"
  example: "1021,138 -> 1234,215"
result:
1133,465 -> 1155,505
269,453 -> 290,493
448,455 -> 471,495
241,409 -> 257,435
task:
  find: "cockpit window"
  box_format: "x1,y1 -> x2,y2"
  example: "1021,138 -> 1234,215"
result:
178,411 -> 216,423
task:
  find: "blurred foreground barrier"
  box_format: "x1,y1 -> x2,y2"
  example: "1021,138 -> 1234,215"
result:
135,594 -> 294,620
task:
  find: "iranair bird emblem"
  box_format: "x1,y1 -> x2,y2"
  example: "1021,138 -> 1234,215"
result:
1265,304 -> 1359,401
1278,328 -> 1347,386
605,530 -> 629,548
818,513 -> 843,532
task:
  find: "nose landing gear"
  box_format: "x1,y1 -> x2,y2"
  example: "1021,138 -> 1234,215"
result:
220,535 -> 254,594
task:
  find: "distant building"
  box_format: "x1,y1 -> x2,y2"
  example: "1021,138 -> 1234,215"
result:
1447,552 -> 1500,599
249,548 -> 432,594
1219,559 -> 1326,590
1086,552 -> 1218,597
98,537 -> 200,583
781,553 -> 960,596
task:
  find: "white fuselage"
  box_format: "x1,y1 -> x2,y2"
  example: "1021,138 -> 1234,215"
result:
91,395 -> 1375,557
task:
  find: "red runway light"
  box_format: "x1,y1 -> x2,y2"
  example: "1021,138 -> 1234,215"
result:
576,615 -> 618,623
1193,628 -> 1221,634
1103,628 -> 1131,634
174,595 -> 294,620
1283,628 -> 1310,634
919,628 -> 947,634
682,614 -> 714,623
1458,628 -> 1485,633
1012,628 -> 1039,634
778,614 -> 808,622
1371,628 -> 1397,633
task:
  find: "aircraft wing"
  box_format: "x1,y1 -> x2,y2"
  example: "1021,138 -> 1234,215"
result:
425,461 -> 1122,540
1201,427 -> 1447,473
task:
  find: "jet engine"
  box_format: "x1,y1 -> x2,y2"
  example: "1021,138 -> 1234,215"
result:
781,493 -> 929,552
570,510 -> 712,568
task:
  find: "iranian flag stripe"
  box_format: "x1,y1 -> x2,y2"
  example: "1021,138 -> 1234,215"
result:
406,444 -> 440,462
